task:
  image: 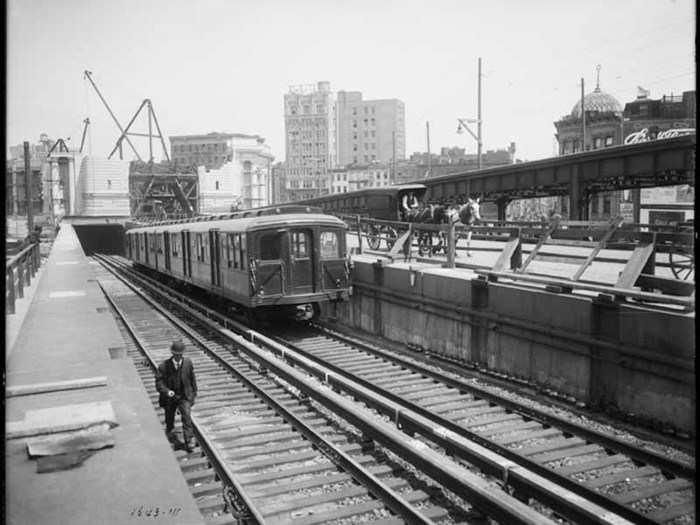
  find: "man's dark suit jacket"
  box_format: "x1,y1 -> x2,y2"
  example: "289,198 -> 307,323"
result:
156,357 -> 197,408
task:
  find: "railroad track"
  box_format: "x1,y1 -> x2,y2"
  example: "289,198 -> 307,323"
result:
94,257 -> 556,525
267,325 -> 695,525
97,254 -> 694,524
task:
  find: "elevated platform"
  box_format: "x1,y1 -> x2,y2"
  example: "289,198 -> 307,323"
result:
5,225 -> 204,525
339,253 -> 695,434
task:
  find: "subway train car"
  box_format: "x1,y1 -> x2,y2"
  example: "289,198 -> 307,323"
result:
125,206 -> 351,320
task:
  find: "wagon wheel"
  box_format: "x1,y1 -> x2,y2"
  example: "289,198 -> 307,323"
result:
385,227 -> 398,250
669,246 -> 695,281
366,224 -> 381,250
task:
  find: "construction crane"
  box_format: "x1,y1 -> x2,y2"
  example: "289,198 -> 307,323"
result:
83,70 -> 171,163
84,70 -> 142,161
79,118 -> 90,154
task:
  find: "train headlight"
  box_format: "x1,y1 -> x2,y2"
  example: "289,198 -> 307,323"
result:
258,289 -> 265,297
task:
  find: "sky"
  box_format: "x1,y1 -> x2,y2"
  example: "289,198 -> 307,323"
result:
6,0 -> 696,163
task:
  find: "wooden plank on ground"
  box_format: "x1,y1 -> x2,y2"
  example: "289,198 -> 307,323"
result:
388,228 -> 412,258
572,216 -> 624,281
492,233 -> 522,272
616,241 -> 655,289
474,270 -> 694,308
26,423 -> 115,457
636,274 -> 695,296
7,401 -> 118,439
517,216 -> 560,273
6,376 -> 108,397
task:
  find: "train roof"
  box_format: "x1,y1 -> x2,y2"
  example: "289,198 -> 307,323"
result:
299,184 -> 427,204
127,213 -> 347,234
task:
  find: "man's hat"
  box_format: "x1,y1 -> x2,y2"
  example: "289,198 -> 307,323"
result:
170,341 -> 186,354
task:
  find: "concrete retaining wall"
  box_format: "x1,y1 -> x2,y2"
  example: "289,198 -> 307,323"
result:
334,257 -> 695,433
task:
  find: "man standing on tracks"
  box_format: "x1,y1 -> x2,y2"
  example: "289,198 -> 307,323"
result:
156,341 -> 198,452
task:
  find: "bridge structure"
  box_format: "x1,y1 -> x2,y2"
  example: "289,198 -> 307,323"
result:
420,134 -> 695,220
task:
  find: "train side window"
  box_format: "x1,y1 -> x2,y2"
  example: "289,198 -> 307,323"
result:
202,234 -> 209,263
291,231 -> 309,258
196,234 -> 203,262
222,234 -> 230,268
240,235 -> 247,270
260,233 -> 282,260
320,231 -> 340,258
171,233 -> 178,256
232,234 -> 240,269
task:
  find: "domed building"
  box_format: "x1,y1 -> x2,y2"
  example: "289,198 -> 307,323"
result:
554,70 -> 625,156
548,68 -> 627,221
569,88 -> 623,119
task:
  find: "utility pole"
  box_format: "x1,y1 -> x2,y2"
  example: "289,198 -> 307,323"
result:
392,130 -> 396,182
477,57 -> 482,169
426,121 -> 431,177
23,141 -> 34,233
580,77 -> 586,152
456,57 -> 483,170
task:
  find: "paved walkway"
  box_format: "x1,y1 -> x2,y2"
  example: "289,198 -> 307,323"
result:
5,225 -> 204,525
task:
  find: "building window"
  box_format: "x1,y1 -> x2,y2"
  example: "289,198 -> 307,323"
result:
352,107 -> 357,115
364,131 -> 368,137
215,181 -> 220,190
371,131 -> 375,137
605,136 -> 614,146
603,195 -> 611,214
352,120 -> 357,128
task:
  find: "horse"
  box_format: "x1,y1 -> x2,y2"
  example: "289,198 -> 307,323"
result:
453,198 -> 481,257
406,204 -> 458,256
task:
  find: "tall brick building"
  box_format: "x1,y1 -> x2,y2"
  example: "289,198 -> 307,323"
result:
283,82 -> 337,201
336,91 -> 405,166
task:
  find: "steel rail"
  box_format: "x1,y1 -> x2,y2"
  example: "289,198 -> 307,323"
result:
313,325 -> 696,479
94,256 -> 439,525
253,331 -> 646,525
101,255 -> 634,525
96,274 -> 267,525
98,255 -> 561,525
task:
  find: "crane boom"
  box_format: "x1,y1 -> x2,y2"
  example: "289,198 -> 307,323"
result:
83,70 -> 142,161
79,118 -> 90,153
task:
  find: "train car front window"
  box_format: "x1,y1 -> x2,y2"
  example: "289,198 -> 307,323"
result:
320,231 -> 339,258
292,231 -> 309,258
260,233 -> 282,260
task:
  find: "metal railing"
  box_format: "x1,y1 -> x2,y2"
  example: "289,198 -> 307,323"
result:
6,242 -> 41,315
